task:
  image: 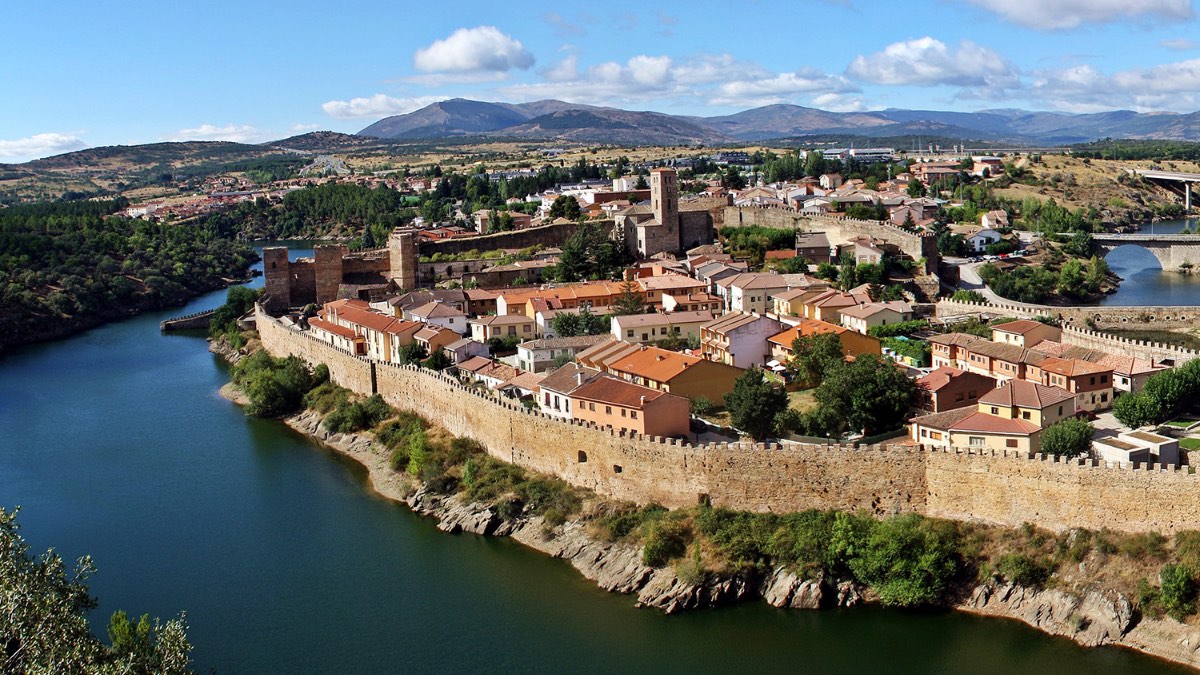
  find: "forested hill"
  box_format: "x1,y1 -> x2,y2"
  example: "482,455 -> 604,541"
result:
0,200 -> 256,349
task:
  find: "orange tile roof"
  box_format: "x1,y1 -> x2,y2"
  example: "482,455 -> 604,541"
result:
308,317 -> 358,340
978,380 -> 1074,409
767,318 -> 848,347
917,366 -> 995,393
993,319 -> 1052,335
571,375 -> 668,408
1039,357 -> 1111,378
950,411 -> 1041,434
607,346 -> 704,383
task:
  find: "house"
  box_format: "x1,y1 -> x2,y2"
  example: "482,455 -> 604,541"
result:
388,290 -> 468,317
973,157 -> 1005,178
839,237 -> 888,265
916,367 -> 998,413
800,288 -> 870,324
569,375 -> 691,438
597,343 -> 743,402
981,209 -> 1009,229
537,363 -> 603,419
323,299 -> 419,363
458,358 -> 522,390
911,380 -> 1076,453
307,316 -> 362,355
766,319 -> 881,365
771,288 -> 829,318
795,231 -> 833,263
1095,354 -> 1168,393
465,288 -> 499,316
928,333 -> 985,369
516,334 -> 611,373
838,301 -> 914,334
819,173 -> 844,190
699,312 -> 785,370
405,301 -> 469,334
1026,358 -> 1114,412
442,337 -> 489,364
611,311 -> 714,345
991,320 -> 1061,349
660,292 -> 722,313
1092,430 -> 1179,467
497,371 -> 545,399
413,325 -> 460,356
470,314 -> 537,342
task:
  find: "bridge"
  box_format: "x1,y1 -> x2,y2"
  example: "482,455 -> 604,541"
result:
1130,169 -> 1200,210
1091,233 -> 1200,271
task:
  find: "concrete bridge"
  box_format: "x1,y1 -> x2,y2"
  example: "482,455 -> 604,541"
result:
1130,169 -> 1200,210
1092,233 -> 1200,271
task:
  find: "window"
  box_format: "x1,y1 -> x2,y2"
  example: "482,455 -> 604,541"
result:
1101,375 -> 1108,383
1101,393 -> 1108,402
1006,439 -> 1018,448
1058,406 -> 1063,415
921,429 -> 928,438
955,393 -> 965,402
605,406 -> 612,415
589,402 -> 595,412
968,436 -> 986,447
631,411 -> 637,419
991,406 -> 999,415
627,329 -> 634,338
1021,411 -> 1031,420
968,391 -> 977,399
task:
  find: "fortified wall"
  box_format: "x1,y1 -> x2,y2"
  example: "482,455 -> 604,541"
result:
255,303 -> 1200,534
724,206 -> 939,273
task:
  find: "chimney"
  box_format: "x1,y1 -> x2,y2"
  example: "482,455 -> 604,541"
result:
640,395 -> 646,406
576,372 -> 584,386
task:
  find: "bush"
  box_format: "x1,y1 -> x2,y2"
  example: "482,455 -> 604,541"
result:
596,503 -> 667,541
642,519 -> 690,567
997,553 -> 1053,587
232,351 -> 319,417
1160,564 -> 1198,621
846,514 -> 960,607
867,319 -> 929,339
1040,417 -> 1094,458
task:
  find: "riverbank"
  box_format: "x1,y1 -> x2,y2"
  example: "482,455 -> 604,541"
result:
210,338 -> 1200,670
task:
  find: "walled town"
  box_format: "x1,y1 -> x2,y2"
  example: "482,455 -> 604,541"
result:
249,162 -> 1200,539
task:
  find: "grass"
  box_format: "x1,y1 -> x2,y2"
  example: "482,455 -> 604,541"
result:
1164,419 -> 1198,429
1180,437 -> 1200,451
787,389 -> 819,415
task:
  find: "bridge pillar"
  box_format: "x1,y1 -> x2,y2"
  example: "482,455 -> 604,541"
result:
1187,183 -> 1192,212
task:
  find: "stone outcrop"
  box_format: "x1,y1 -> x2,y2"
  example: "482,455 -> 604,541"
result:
960,582 -> 1135,647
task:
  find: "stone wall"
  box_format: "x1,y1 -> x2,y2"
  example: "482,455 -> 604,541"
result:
723,207 -> 938,273
254,303 -> 1200,534
1061,326 -> 1200,365
936,298 -> 1200,332
421,220 -> 614,257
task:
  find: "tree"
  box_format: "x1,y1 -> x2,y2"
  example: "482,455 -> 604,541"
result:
422,349 -> 452,370
549,195 -> 582,220
806,354 -> 916,436
724,368 -> 788,440
1040,417 -> 1094,457
612,280 -> 646,316
847,514 -> 960,607
396,342 -> 428,365
552,307 -> 610,337
0,507 -> 192,673
1057,259 -> 1086,298
907,180 -> 927,198
787,332 -> 845,388
634,174 -> 649,190
723,165 -> 747,190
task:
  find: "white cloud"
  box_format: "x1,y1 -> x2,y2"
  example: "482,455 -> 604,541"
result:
321,94 -> 444,119
810,93 -> 868,112
413,26 -> 534,73
1162,38 -> 1199,50
1030,59 -> 1200,111
163,124 -> 265,143
846,37 -> 1019,90
711,69 -> 857,107
500,52 -> 853,110
960,0 -> 1192,30
0,132 -> 86,163
544,12 -> 584,37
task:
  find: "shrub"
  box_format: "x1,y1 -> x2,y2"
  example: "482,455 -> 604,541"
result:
846,514 -> 960,607
1040,417 -> 1094,458
1160,564 -> 1198,621
642,519 -> 690,567
1119,532 -> 1168,560
596,503 -> 667,541
996,553 -> 1053,587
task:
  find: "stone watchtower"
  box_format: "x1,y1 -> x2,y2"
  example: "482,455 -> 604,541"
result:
261,247 -> 292,311
650,167 -> 679,236
388,227 -> 419,292
313,244 -> 348,305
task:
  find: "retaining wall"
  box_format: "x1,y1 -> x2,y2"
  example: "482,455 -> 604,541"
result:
255,303 -> 1200,534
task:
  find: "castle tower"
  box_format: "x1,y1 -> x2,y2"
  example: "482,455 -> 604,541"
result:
261,247 -> 292,311
650,167 -> 679,232
388,228 -> 419,292
313,244 -> 347,305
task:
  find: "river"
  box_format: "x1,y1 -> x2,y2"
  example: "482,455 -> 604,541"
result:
0,243 -> 1187,673
1101,217 -> 1200,306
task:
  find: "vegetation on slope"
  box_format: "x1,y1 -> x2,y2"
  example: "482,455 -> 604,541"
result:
0,199 -> 256,349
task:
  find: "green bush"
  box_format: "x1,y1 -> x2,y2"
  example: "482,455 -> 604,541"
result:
642,519 -> 690,567
596,504 -> 667,541
846,514 -> 960,607
996,553 -> 1053,587
232,351 -> 319,417
1040,417 -> 1094,458
1160,564 -> 1198,621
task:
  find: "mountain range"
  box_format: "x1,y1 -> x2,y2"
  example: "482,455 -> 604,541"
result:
357,98 -> 1200,146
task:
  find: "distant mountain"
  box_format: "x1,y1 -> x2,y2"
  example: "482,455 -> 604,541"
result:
356,98 -> 1200,145
268,131 -> 382,152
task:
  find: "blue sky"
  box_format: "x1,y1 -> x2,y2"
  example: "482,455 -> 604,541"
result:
3,0 -> 1200,161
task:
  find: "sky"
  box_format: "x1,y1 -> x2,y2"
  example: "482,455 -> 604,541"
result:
3,0 -> 1200,162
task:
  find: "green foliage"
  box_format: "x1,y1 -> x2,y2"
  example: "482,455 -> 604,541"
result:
422,349 -> 452,370
719,226 -> 797,253
978,262 -> 1057,303
1040,417 -> 1094,458
1113,359 -> 1200,428
883,337 -> 930,366
395,341 -> 428,365
787,332 -> 845,388
803,354 -> 916,437
1071,139 -> 1200,162
1159,564 -> 1198,621
690,396 -> 714,417
552,223 -> 631,282
551,306 -> 611,337
322,394 -> 392,434
724,368 -> 789,440
952,289 -> 987,303
866,319 -> 928,339
208,286 -> 262,337
846,514 -> 960,607
0,199 -> 257,347
0,507 -> 191,673
642,519 -> 691,567
937,232 -> 970,257
612,279 -> 646,316
996,553 -> 1053,587
596,503 -> 668,541
814,262 -> 839,280
548,195 -> 582,220
232,351 -> 320,417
